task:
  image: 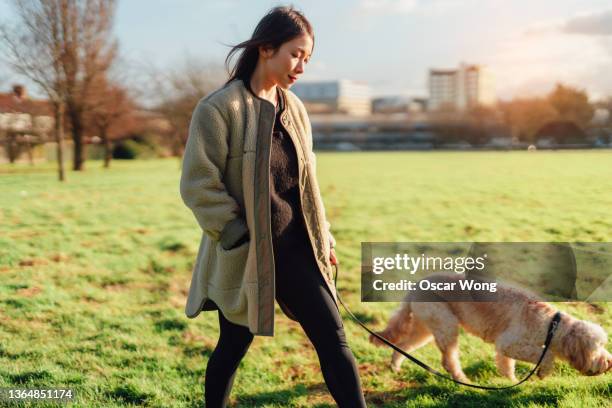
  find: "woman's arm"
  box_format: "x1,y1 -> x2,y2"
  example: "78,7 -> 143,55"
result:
180,100 -> 248,248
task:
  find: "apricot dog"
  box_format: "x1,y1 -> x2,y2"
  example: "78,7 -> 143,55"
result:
370,274 -> 611,382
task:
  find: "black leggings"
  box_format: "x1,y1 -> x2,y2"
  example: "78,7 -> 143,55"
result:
204,261 -> 367,407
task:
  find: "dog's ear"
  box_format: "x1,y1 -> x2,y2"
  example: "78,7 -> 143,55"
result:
561,323 -> 589,373
561,321 -> 608,375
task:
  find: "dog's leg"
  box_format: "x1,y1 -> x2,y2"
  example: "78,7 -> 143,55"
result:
390,319 -> 433,372
536,353 -> 556,379
428,318 -> 469,382
495,350 -> 517,382
436,335 -> 469,383
497,334 -> 555,379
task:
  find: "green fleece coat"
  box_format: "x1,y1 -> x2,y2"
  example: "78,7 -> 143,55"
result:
180,79 -> 338,336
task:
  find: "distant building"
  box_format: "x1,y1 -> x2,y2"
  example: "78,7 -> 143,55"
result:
0,85 -> 53,134
428,63 -> 495,112
0,85 -> 54,163
411,98 -> 428,112
372,96 -> 427,114
291,80 -> 371,116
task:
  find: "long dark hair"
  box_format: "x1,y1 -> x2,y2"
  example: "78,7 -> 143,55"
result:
224,6 -> 314,85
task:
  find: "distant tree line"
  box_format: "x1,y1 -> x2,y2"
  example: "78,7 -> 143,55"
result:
431,83 -> 610,147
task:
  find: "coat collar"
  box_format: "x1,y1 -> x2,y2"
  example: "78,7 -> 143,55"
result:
237,78 -> 288,116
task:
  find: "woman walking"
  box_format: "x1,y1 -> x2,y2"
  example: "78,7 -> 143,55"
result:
179,6 -> 367,408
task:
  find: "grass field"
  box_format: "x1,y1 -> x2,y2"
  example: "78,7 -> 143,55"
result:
1,151 -> 611,407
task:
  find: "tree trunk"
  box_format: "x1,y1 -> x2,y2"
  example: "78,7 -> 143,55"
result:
7,133 -> 18,163
27,137 -> 34,165
55,102 -> 66,182
71,112 -> 85,171
172,131 -> 184,157
72,135 -> 84,170
102,128 -> 112,168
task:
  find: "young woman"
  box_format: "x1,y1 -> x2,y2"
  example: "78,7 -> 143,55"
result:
179,6 -> 367,408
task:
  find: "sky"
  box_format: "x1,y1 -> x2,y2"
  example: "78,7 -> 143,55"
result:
1,0 -> 612,101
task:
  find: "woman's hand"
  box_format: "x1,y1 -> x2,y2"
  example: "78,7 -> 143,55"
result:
330,248 -> 339,266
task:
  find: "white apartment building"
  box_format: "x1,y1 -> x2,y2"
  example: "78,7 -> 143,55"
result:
291,80 -> 371,116
428,63 -> 495,112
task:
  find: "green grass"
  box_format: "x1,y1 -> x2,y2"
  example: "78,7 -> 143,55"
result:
0,151 -> 611,407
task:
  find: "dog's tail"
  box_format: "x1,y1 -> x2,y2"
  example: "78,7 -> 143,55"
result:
369,302 -> 413,347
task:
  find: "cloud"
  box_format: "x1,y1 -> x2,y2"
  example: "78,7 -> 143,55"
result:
522,19 -> 565,37
489,18 -> 612,99
354,0 -> 418,15
353,0 -> 478,16
562,9 -> 612,36
522,9 -> 612,37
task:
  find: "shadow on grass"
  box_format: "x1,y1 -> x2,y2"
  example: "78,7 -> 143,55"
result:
184,376 -> 566,407
186,383 -> 336,408
106,383 -> 153,406
398,382 -> 561,407
5,369 -> 55,384
154,317 -> 188,332
362,371 -> 566,408
350,311 -> 379,325
182,344 -> 214,359
463,360 -> 498,380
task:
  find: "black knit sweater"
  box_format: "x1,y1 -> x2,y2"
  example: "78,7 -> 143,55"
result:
269,91 -> 307,253
243,80 -> 320,282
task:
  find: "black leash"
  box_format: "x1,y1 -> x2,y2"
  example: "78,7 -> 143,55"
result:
332,263 -> 562,390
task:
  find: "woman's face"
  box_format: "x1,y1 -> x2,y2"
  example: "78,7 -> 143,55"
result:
260,33 -> 313,89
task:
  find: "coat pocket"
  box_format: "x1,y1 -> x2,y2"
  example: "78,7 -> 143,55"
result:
209,241 -> 249,290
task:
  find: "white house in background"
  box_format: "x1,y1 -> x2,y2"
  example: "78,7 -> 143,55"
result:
291,80 -> 371,116
0,85 -> 54,163
428,63 -> 496,112
0,85 -> 53,134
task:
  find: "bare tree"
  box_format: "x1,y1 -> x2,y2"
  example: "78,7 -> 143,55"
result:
1,2 -> 67,179
1,0 -> 118,174
86,76 -> 135,168
147,57 -> 224,157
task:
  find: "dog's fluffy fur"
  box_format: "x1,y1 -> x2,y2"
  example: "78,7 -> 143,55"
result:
369,273 -> 611,382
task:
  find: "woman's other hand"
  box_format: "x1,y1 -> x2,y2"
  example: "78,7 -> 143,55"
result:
330,248 -> 338,266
